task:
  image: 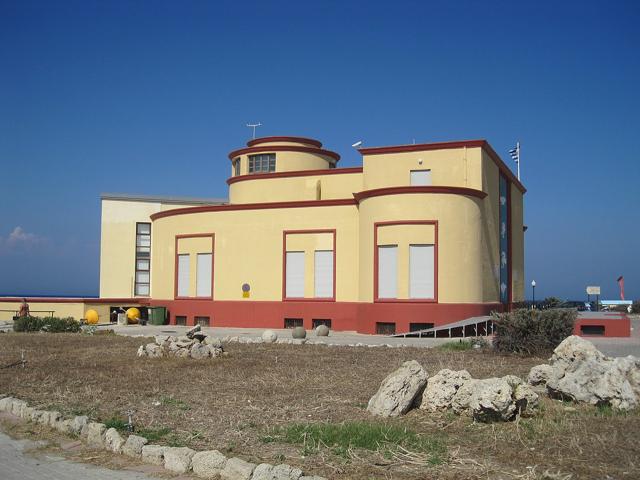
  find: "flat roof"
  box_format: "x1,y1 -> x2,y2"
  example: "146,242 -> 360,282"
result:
101,193 -> 228,205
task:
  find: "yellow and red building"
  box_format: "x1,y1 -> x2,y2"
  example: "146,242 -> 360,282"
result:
95,135 -> 525,334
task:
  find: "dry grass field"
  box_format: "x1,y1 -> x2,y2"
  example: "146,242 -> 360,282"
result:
0,332 -> 638,479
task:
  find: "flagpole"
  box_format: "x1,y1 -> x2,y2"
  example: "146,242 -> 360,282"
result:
516,141 -> 520,181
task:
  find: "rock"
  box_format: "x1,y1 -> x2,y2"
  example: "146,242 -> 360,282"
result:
21,406 -> 35,420
420,369 -> 471,412
220,457 -> 256,480
513,382 -> 539,414
47,411 -> 63,428
192,450 -> 228,478
0,396 -> 15,411
70,416 -> 88,435
262,330 -> 278,343
11,400 -> 27,417
145,343 -> 163,358
464,377 -> 516,422
546,336 -> 639,410
207,345 -> 224,358
174,348 -> 190,358
122,434 -> 148,458
367,360 -> 428,417
168,342 -> 180,353
30,410 -> 46,423
86,422 -> 107,447
164,446 -> 196,473
204,336 -> 223,348
315,325 -> 330,337
154,335 -> 170,346
104,427 -> 125,453
291,327 -> 306,339
186,324 -> 202,339
299,477 -> 327,480
54,419 -> 73,434
137,345 -> 146,357
528,364 -> 553,386
141,444 -> 167,465
252,463 -> 303,480
291,339 -> 306,345
190,342 -> 210,359
176,339 -> 196,349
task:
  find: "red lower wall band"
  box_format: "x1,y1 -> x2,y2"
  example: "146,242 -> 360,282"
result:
149,299 -> 504,335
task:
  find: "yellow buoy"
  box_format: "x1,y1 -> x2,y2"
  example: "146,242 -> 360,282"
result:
126,307 -> 141,324
85,309 -> 99,325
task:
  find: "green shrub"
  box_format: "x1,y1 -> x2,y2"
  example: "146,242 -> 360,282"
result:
13,316 -> 81,333
492,308 -> 576,355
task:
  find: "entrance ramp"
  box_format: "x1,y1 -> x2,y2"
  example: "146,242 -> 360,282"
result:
392,315 -> 493,338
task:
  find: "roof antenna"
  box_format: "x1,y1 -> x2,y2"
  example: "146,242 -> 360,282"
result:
246,122 -> 262,139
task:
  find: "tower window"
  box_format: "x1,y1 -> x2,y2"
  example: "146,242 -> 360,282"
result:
248,153 -> 276,173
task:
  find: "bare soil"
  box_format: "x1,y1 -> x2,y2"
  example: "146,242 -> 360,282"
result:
0,333 -> 638,479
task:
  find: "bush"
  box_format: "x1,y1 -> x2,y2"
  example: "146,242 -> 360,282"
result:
632,301 -> 640,314
13,316 -> 81,333
492,308 -> 576,355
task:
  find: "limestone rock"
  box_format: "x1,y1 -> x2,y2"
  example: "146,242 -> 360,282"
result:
190,342 -> 210,359
137,345 -> 146,357
315,325 -> 330,337
186,324 -> 202,339
164,446 -> 196,473
367,360 -> 428,417
204,336 -> 223,348
47,411 -> 63,428
252,463 -> 303,480
528,364 -> 553,386
154,335 -> 170,347
86,422 -> 107,447
467,377 -> 516,422
546,336 -> 639,410
11,399 -> 27,417
54,418 -> 73,434
104,427 -> 125,453
192,450 -> 228,478
220,457 -> 256,480
513,382 -> 539,414
70,415 -> 88,435
291,327 -> 307,339
420,369 -> 471,412
145,343 -> 163,358
175,348 -> 190,358
122,434 -> 148,458
207,345 -> 224,358
0,396 -> 15,411
141,444 -> 167,465
262,330 -> 278,343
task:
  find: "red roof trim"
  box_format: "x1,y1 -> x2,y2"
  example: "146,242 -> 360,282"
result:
151,198 -> 357,221
358,139 -> 526,193
226,167 -> 363,185
228,145 -> 341,162
246,136 -> 322,148
353,186 -> 487,203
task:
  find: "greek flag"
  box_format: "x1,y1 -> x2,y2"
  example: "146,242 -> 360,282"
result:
509,146 -> 519,161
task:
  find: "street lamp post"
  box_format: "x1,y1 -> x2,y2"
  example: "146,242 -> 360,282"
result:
531,280 -> 536,309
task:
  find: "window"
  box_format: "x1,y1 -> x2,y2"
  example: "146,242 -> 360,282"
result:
233,158 -> 241,176
410,322 -> 434,332
177,254 -> 190,297
195,316 -> 211,327
312,319 -> 332,329
175,315 -> 187,326
248,153 -> 276,173
196,253 -> 212,297
285,251 -> 305,298
376,322 -> 396,335
314,250 -> 333,298
284,318 -> 303,329
409,244 -> 435,299
135,223 -> 151,296
410,170 -> 432,186
377,245 -> 398,298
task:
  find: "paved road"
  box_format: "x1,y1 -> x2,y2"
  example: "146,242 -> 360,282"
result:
0,431 -> 156,480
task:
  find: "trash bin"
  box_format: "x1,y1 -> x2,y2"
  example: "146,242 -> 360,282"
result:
117,313 -> 127,326
149,307 -> 167,326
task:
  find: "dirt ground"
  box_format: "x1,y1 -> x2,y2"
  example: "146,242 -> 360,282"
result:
0,333 -> 638,479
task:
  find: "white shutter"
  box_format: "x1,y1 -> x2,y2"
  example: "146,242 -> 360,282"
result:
314,250 -> 333,298
196,253 -> 212,297
177,254 -> 190,297
377,245 -> 398,298
286,251 -> 305,298
410,170 -> 432,186
409,244 -> 435,299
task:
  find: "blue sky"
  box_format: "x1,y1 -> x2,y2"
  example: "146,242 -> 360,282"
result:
1,0 -> 638,300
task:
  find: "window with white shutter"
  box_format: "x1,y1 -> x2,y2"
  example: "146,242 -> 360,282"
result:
196,253 -> 212,297
177,254 -> 190,297
409,244 -> 435,299
314,250 -> 333,298
410,170 -> 432,186
377,245 -> 398,299
285,251 -> 305,298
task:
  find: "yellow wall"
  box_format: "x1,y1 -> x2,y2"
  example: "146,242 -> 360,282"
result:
229,171 -> 363,204
510,185 -> 525,301
151,205 -> 359,302
231,149 -> 334,177
362,147 -> 483,190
